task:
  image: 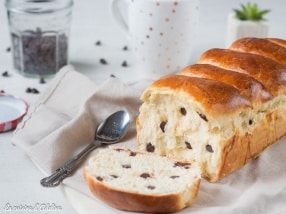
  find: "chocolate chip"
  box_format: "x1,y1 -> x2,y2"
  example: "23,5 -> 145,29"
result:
180,107 -> 187,116
26,87 -> 39,94
185,141 -> 192,149
147,185 -> 155,190
115,148 -> 124,152
111,175 -> 118,178
2,71 -> 9,77
130,151 -> 137,156
121,61 -> 128,67
123,45 -> 128,51
110,74 -> 116,78
95,40 -> 101,46
31,88 -> 39,94
249,119 -> 253,125
6,47 -> 11,52
122,164 -> 131,169
174,162 -> 191,169
170,175 -> 180,179
99,58 -> 108,65
26,87 -> 32,93
39,77 -> 46,84
206,144 -> 214,153
160,121 -> 167,133
140,173 -> 151,179
0,90 -> 5,93
197,112 -> 208,122
96,176 -> 103,181
146,143 -> 155,152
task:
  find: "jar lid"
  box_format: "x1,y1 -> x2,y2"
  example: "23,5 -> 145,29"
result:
0,93 -> 28,133
6,0 -> 73,14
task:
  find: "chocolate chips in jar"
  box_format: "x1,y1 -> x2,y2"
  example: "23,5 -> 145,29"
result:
11,28 -> 68,77
6,0 -> 73,78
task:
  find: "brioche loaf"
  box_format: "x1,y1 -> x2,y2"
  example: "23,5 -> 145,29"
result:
84,147 -> 201,213
136,37 -> 286,182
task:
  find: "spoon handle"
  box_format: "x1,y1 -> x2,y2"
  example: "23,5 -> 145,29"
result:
40,140 -> 101,187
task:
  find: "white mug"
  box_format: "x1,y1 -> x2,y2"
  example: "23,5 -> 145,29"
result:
110,0 -> 199,78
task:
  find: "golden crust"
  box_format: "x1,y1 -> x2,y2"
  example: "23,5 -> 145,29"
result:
198,48 -> 286,96
213,119 -> 270,182
83,168 -> 200,213
267,38 -> 286,49
229,37 -> 286,66
214,108 -> 286,182
179,63 -> 273,105
144,74 -> 252,117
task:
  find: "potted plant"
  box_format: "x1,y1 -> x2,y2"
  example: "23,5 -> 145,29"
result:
226,2 -> 270,47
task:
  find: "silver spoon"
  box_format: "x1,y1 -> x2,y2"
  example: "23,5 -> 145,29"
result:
40,110 -> 130,187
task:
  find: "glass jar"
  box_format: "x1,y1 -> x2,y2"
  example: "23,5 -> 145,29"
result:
5,0 -> 73,78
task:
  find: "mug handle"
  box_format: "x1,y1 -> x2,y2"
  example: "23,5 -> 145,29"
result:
109,0 -> 129,35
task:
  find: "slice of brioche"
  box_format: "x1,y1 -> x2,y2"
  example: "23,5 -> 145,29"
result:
84,147 -> 201,213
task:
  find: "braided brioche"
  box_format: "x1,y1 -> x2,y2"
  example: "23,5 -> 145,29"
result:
137,37 -> 286,182
84,38 -> 286,213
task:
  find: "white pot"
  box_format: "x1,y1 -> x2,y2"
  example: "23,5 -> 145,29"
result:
226,13 -> 268,47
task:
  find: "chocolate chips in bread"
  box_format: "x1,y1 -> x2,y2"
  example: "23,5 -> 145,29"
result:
84,147 -> 201,213
137,37 -> 286,182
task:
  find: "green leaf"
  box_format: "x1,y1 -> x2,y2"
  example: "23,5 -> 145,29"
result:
233,2 -> 270,21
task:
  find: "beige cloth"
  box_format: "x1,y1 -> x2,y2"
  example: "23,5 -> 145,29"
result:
12,65 -> 286,214
12,65 -> 151,195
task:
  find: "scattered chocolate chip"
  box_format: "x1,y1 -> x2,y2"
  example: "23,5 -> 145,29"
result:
31,88 -> 39,94
39,77 -> 46,84
122,164 -> 131,169
147,185 -> 155,190
206,144 -> 214,153
140,173 -> 151,179
26,87 -> 32,93
111,175 -> 118,178
110,74 -> 116,78
96,176 -> 103,181
170,175 -> 180,179
99,58 -> 108,65
197,112 -> 208,122
0,90 -> 5,93
130,151 -> 137,156
174,162 -> 191,169
123,45 -> 128,51
146,142 -> 155,152
26,87 -> 39,94
6,47 -> 11,52
115,148 -> 124,152
121,61 -> 128,67
2,71 -> 9,77
249,119 -> 253,125
180,107 -> 187,116
160,121 -> 167,133
185,141 -> 192,149
95,40 -> 101,46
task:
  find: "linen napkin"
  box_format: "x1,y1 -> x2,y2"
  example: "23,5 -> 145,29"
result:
12,65 -> 286,214
12,65 -> 151,195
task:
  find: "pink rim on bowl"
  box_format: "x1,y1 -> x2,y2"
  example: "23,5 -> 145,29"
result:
0,92 -> 28,133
